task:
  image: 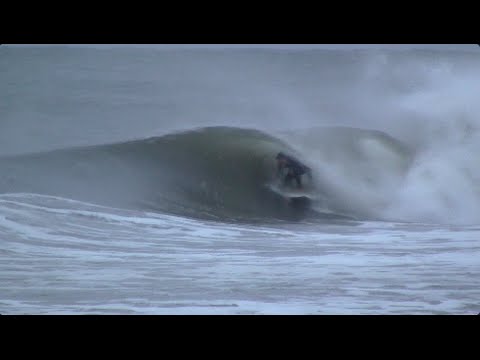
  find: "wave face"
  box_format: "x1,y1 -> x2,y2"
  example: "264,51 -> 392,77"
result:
0,126 -> 412,222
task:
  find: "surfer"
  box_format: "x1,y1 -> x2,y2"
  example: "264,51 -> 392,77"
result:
275,152 -> 312,189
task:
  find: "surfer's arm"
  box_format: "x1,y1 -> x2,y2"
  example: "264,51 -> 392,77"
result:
307,167 -> 313,180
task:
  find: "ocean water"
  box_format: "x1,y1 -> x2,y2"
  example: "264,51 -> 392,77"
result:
1,44 -> 479,314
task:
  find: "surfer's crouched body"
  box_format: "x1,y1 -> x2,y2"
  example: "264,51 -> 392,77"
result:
276,152 -> 312,189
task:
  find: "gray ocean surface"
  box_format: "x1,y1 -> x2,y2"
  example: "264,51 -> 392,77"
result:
1,45 -> 479,314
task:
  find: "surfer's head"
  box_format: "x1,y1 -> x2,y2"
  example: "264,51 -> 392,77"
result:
276,152 -> 287,165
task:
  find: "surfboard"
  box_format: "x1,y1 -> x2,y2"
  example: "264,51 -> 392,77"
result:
265,183 -> 315,207
266,183 -> 313,197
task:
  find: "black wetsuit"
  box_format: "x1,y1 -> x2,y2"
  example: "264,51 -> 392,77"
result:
277,155 -> 311,189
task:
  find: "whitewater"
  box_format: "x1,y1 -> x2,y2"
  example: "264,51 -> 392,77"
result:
0,44 -> 479,314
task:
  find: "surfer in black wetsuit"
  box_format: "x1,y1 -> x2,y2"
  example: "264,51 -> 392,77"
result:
275,152 -> 312,189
